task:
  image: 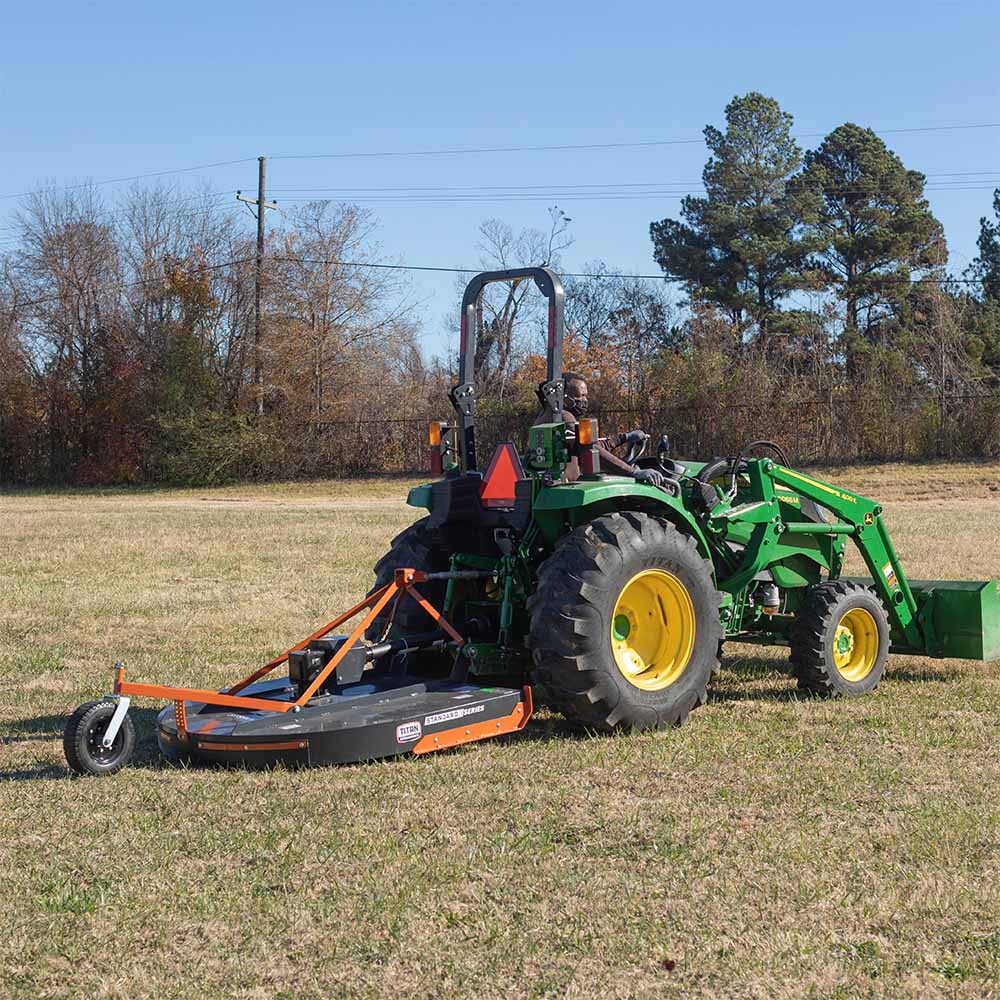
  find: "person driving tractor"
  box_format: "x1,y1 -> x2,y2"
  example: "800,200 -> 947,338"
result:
548,372 -> 666,486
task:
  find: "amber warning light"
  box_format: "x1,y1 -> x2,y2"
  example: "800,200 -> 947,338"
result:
429,421 -> 444,473
578,418 -> 600,476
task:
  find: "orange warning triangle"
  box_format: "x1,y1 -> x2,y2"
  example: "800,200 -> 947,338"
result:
480,442 -> 524,508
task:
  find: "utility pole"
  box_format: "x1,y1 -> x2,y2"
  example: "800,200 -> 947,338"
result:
237,157 -> 278,419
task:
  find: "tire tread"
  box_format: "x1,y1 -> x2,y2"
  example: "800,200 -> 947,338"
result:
528,512 -> 722,731
789,580 -> 889,696
63,700 -> 136,775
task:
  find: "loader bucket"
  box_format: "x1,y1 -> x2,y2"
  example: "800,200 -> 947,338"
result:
907,579 -> 1000,661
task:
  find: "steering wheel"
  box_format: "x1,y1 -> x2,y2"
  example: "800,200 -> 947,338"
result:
617,429 -> 650,465
695,441 -> 790,501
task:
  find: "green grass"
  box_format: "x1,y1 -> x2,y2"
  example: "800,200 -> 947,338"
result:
2,466 -> 1000,999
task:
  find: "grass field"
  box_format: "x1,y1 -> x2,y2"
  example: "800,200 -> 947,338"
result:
2,463 -> 1000,999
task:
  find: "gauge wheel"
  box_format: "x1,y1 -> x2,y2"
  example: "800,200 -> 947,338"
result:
64,700 -> 136,775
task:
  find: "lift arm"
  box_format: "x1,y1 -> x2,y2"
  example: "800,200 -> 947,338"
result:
766,464 -> 924,650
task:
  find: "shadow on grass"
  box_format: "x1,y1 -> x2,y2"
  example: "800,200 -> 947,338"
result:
507,714 -> 595,746
2,713 -> 76,742
431,651 -> 975,749
712,650 -> 967,704
709,653 -> 804,704
0,707 -> 165,781
2,653 -> 975,780
888,665 -> 966,683
709,684 -> 805,704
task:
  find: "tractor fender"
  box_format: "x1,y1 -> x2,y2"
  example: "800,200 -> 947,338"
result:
532,480 -> 714,567
407,484 -> 434,510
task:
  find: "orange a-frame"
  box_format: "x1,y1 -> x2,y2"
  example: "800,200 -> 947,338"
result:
113,568 -> 467,733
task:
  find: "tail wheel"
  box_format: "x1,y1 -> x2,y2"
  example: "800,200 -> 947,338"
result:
63,700 -> 136,776
789,582 -> 890,696
528,512 -> 722,731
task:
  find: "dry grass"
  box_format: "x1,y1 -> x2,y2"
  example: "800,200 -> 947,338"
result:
2,464 -> 1000,1000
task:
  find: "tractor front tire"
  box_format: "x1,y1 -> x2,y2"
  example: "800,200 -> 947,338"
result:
528,512 -> 722,732
789,582 -> 890,697
366,517 -> 453,641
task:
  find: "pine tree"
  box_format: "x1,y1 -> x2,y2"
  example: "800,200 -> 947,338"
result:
968,188 -> 1000,303
799,123 -> 946,345
649,92 -> 818,351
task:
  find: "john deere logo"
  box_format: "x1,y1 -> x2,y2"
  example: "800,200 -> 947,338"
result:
864,512 -> 875,526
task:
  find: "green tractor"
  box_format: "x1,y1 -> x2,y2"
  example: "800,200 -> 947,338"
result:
370,266 -> 1000,732
63,266 -> 1000,775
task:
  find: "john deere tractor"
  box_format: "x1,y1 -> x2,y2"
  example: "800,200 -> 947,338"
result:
368,266 -> 1000,731
64,265 -> 1000,775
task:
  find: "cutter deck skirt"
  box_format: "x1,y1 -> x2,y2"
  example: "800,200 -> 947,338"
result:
158,676 -> 530,767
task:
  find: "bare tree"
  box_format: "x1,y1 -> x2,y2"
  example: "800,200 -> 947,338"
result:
271,201 -> 413,428
458,207 -> 572,401
609,278 -> 677,408
119,185 -> 255,412
907,285 -> 986,455
563,261 -> 622,350
13,185 -> 123,476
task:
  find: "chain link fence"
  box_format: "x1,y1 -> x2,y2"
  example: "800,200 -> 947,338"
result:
308,392 -> 1000,476
3,393 -> 997,485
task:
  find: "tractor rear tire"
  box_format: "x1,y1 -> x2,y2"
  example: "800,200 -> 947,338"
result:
366,517 -> 453,641
789,582 -> 890,697
528,512 -> 722,732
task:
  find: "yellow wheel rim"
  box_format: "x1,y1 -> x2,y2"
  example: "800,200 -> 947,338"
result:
832,608 -> 879,681
610,570 -> 696,690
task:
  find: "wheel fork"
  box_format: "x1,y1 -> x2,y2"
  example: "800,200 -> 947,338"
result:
100,693 -> 131,749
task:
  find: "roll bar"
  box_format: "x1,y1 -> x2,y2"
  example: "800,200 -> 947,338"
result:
449,267 -> 565,472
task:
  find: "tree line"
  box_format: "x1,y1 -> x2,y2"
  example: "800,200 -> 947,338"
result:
1,92 -> 999,486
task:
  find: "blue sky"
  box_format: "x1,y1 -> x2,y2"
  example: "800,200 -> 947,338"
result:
3,0 -> 998,357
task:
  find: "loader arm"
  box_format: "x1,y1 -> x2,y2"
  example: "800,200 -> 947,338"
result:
765,464 -> 924,650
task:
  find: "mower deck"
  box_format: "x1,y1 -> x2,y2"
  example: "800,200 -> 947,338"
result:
157,675 -> 531,767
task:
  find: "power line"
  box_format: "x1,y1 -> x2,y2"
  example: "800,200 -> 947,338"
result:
269,122 -> 1000,161
5,252 -> 986,318
4,119 -> 1000,203
268,170 -> 1000,195
272,254 -> 985,285
266,184 -> 1000,206
271,181 -> 704,193
1,189 -> 235,230
266,176 -> 1000,206
868,122 -> 1000,137
271,138 -> 705,161
3,175 -> 991,224
0,158 -> 257,202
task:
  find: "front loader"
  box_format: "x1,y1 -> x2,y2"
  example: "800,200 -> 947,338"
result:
64,267 -> 1000,775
